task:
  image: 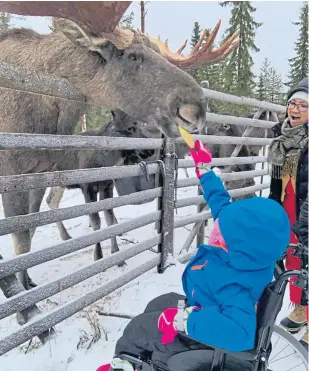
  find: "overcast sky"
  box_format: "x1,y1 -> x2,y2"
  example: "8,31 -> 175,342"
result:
11,1 -> 303,85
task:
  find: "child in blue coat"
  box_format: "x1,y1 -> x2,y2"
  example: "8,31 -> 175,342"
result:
98,140 -> 290,371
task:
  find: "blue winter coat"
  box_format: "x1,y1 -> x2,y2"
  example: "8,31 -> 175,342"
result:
182,170 -> 290,352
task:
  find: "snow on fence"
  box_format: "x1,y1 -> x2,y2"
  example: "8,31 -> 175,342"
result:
0,61 -> 286,355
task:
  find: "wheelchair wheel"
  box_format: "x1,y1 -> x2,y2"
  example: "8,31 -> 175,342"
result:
267,325 -> 308,371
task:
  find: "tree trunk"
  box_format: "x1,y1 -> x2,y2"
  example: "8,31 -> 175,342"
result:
140,1 -> 145,33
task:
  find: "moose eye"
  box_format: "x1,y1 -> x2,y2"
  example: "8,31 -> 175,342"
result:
115,49 -> 125,57
89,51 -> 106,66
128,53 -> 137,61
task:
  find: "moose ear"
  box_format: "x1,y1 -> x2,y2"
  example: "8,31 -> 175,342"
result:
53,18 -> 106,49
53,17 -> 134,50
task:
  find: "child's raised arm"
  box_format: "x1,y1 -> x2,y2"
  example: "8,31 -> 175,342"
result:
190,140 -> 231,220
199,170 -> 231,220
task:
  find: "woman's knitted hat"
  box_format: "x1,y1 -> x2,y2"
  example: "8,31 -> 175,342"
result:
288,91 -> 308,102
287,77 -> 308,102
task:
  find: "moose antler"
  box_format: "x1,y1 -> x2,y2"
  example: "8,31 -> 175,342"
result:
0,1 -> 132,33
0,1 -> 135,49
0,1 -> 238,64
147,20 -> 240,69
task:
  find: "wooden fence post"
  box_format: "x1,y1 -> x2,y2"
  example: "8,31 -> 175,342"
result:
157,138 -> 176,273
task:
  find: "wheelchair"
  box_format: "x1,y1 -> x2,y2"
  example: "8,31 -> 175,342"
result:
117,262 -> 308,371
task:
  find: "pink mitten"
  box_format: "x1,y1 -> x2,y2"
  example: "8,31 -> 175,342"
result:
190,140 -> 212,178
158,307 -> 178,344
96,365 -> 111,371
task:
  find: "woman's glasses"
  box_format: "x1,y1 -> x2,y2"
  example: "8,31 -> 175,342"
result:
287,101 -> 308,112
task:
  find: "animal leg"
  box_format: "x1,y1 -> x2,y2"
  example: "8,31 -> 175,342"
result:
46,187 -> 72,240
2,191 -> 36,290
100,183 -> 119,254
29,188 -> 46,240
82,186 -> 103,261
100,184 -> 126,267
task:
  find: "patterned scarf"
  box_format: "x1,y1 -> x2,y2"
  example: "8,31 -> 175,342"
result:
268,118 -> 308,179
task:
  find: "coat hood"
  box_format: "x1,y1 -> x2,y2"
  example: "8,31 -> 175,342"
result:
218,197 -> 290,271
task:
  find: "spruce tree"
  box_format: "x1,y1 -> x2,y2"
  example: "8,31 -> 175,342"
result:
256,58 -> 271,101
220,1 -> 262,104
188,22 -> 202,81
286,2 -> 308,88
257,74 -> 266,101
191,21 -> 202,48
268,67 -> 282,104
256,59 -> 284,104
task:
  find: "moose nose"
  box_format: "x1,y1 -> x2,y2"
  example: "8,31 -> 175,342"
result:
166,89 -> 206,136
175,101 -> 205,129
178,104 -> 201,124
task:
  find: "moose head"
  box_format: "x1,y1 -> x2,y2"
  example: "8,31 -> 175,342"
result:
0,1 -> 239,138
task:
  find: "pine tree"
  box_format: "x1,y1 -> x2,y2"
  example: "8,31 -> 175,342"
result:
256,58 -> 284,104
269,67 -> 284,104
286,2 -> 308,88
0,12 -> 11,32
190,21 -> 202,48
220,1 -> 262,105
257,74 -> 266,101
256,58 -> 271,101
188,21 -> 202,81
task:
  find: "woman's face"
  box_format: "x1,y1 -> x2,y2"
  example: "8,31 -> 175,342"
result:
287,98 -> 308,127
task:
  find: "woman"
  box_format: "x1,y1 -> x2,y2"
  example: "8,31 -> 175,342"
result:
268,76 -> 308,349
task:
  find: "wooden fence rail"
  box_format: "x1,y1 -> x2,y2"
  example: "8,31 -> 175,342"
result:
0,235 -> 162,321
0,256 -> 161,356
0,211 -> 161,280
202,87 -> 285,113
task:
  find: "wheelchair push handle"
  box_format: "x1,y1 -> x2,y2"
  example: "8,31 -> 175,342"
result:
291,242 -> 308,294
274,270 -> 303,294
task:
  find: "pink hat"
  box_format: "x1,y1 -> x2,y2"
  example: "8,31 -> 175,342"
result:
96,365 -> 111,371
208,218 -> 228,251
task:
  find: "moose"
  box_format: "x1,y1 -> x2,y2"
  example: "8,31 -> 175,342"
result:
0,2 -> 239,290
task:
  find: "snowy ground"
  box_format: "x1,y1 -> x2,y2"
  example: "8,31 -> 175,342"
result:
0,164 -> 304,371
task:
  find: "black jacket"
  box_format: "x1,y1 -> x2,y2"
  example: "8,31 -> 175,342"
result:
268,122 -> 308,218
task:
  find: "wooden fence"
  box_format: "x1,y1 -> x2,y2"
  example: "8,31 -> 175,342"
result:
0,61 -> 286,356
